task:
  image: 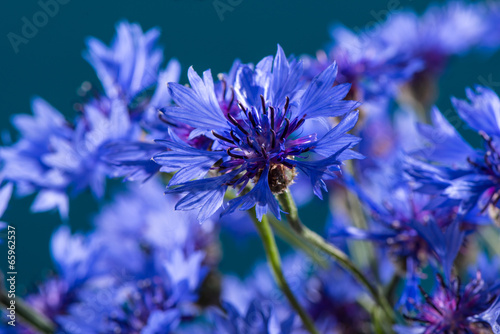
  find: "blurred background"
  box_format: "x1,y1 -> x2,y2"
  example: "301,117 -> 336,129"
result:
1,0 -> 499,295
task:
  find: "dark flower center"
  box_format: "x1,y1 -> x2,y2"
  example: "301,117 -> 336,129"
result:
268,163 -> 297,194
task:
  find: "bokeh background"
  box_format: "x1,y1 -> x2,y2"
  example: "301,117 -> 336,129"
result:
2,0 -> 499,295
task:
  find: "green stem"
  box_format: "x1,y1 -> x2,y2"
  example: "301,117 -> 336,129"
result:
225,187 -> 327,268
278,190 -> 395,322
384,273 -> 401,305
267,218 -> 328,269
250,211 -> 319,334
0,289 -> 54,333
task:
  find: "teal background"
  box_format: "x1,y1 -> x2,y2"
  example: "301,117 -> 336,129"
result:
1,0 -> 499,295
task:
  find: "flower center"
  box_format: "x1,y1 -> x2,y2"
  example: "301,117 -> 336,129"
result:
268,163 -> 297,194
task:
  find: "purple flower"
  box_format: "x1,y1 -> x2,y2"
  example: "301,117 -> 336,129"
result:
398,273 -> 500,334
335,166 -> 466,281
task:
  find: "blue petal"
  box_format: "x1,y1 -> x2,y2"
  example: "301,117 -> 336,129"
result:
142,310 -> 181,334
31,190 -> 69,220
165,67 -> 229,130
0,183 -> 13,218
225,166 -> 280,221
409,219 -> 464,281
292,144 -> 352,199
453,86 -> 500,137
297,62 -> 360,119
313,110 -> 362,158
167,170 -> 242,222
270,45 -> 303,106
153,139 -> 225,176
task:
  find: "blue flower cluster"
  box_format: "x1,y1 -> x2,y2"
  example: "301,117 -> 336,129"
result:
3,1 -> 500,333
0,21 -> 180,219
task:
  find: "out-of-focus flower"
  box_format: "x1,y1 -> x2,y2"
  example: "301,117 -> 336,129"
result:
303,2 -> 497,112
84,21 -> 164,103
19,181 -> 218,333
213,299 -> 296,334
407,86 -> 500,218
0,21 -> 182,218
396,273 -> 500,334
376,3 -> 488,73
0,98 -> 73,217
302,25 -> 422,103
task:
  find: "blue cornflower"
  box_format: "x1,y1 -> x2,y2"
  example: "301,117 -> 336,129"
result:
396,273 -> 500,334
84,21 -> 164,103
0,97 -> 74,217
44,98 -> 137,199
407,86 -> 500,218
20,181 -> 217,333
19,225 -> 104,332
335,163 -> 466,281
303,2 -> 495,111
0,21 -> 182,216
302,24 -> 423,102
376,2 -> 488,73
153,46 -> 362,222
82,20 -> 182,183
92,181 -> 219,269
57,244 -> 208,334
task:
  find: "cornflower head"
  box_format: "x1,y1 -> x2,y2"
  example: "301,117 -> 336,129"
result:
84,21 -> 164,104
407,86 -> 500,220
302,24 -> 423,103
376,2 -> 488,72
335,154 -> 471,284
18,225 -> 104,333
374,2 -> 490,110
79,21 -> 183,182
0,21 -> 181,217
0,98 -> 74,217
397,273 -> 500,334
57,252 -> 207,334
303,2 -> 495,113
31,182 -> 216,333
154,45 -> 362,222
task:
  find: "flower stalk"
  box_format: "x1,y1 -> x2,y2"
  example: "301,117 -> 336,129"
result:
249,210 -> 320,334
278,190 -> 395,323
